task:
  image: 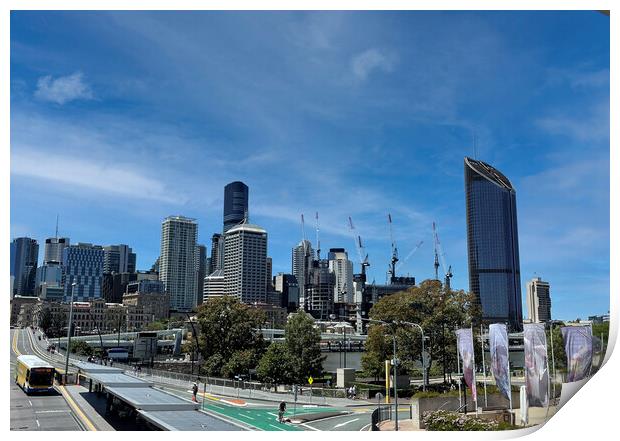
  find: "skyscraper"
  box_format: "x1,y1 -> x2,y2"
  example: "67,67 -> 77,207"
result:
292,239 -> 314,308
203,269 -> 225,302
195,244 -> 207,306
266,257 -> 273,291
307,259 -> 335,320
159,216 -> 198,312
223,223 -> 267,304
223,181 -> 249,232
328,248 -> 354,304
44,237 -> 70,264
103,244 -> 136,274
209,233 -> 223,273
10,237 -> 39,297
464,157 -> 523,331
62,243 -> 104,301
526,277 -> 551,323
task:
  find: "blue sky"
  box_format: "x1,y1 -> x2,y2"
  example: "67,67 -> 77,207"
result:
10,11 -> 609,321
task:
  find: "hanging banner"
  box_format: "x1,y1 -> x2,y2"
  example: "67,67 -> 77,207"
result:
456,328 -> 477,402
561,326 -> 593,382
489,323 -> 511,401
523,323 -> 549,407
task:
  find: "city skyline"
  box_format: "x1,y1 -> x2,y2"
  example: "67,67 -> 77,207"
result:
10,11 -> 610,320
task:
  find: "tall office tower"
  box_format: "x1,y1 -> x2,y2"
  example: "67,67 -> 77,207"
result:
292,240 -> 314,308
274,273 -> 300,312
209,233 -> 223,273
223,181 -> 249,232
101,272 -> 138,303
195,244 -> 207,306
44,237 -> 70,264
150,256 -> 160,274
223,223 -> 267,304
328,248 -> 354,304
103,244 -> 137,274
464,157 -> 523,332
159,216 -> 198,312
62,243 -> 104,301
266,257 -> 273,291
10,237 -> 39,297
36,261 -> 63,288
307,259 -> 335,320
526,277 -> 551,323
202,269 -> 225,302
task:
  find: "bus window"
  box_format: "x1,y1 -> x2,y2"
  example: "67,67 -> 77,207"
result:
28,368 -> 54,386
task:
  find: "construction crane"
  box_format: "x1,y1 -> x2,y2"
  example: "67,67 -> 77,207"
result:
348,217 -> 370,276
387,213 -> 399,283
395,240 -> 424,272
315,211 -> 321,260
433,222 -> 453,290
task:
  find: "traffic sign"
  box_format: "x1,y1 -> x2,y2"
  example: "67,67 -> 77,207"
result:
308,377 -> 314,385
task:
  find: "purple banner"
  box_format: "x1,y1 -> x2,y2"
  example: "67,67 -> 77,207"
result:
489,323 -> 511,401
456,328 -> 477,402
561,326 -> 593,382
523,323 -> 549,407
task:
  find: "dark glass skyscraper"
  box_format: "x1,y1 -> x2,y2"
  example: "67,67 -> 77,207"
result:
464,157 -> 523,332
223,181 -> 249,232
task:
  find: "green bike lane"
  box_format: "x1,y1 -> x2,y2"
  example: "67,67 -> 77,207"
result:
157,383 -> 342,431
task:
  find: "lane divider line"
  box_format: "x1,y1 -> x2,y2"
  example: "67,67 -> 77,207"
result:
57,385 -> 98,432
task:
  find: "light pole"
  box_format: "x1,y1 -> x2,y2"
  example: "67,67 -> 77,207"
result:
399,320 -> 426,392
64,282 -> 77,384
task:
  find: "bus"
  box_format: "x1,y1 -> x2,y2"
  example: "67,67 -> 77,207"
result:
107,348 -> 129,361
14,355 -> 55,394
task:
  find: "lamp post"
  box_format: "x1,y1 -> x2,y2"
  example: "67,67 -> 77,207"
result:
64,282 -> 77,384
399,320 -> 426,392
185,312 -> 199,376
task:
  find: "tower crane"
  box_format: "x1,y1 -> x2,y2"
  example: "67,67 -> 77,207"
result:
315,211 -> 321,260
395,240 -> 424,272
433,221 -> 453,290
387,214 -> 399,283
348,217 -> 370,276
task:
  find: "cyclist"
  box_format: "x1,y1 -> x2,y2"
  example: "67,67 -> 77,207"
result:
278,401 -> 287,423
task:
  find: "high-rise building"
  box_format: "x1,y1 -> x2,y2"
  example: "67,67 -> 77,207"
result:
195,244 -> 207,306
266,257 -> 273,291
274,273 -> 300,312
62,243 -> 104,301
292,240 -> 314,308
103,244 -> 136,274
306,259 -> 335,320
36,261 -> 63,288
223,223 -> 267,304
44,237 -> 70,264
102,272 -> 138,303
328,248 -> 354,304
209,233 -> 223,273
223,181 -> 249,232
10,237 -> 39,297
203,269 -> 225,302
464,157 -> 523,331
526,277 -> 551,323
159,216 -> 198,312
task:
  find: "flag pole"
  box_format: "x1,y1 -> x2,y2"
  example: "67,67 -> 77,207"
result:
507,324 -> 513,412
544,324 -> 552,420
480,324 -> 488,408
456,326 -> 462,409
549,323 -> 557,403
471,324 -> 478,415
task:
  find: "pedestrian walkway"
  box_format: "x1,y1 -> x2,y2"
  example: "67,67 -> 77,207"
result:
62,384 -> 114,431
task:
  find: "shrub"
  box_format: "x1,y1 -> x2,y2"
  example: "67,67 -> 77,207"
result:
422,410 -> 499,431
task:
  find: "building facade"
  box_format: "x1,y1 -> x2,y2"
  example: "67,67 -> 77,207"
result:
209,233 -> 223,273
223,181 -> 249,232
36,261 -> 63,289
306,259 -> 335,320
62,243 -> 104,301
223,223 -> 267,304
195,244 -> 207,306
10,237 -> 39,297
328,248 -> 354,304
44,237 -> 69,264
159,216 -> 198,312
464,157 -> 523,331
292,240 -> 314,308
274,273 -> 300,312
202,269 -> 225,302
526,277 -> 551,323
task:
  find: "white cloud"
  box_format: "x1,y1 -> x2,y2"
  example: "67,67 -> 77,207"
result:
34,72 -> 94,104
11,148 -> 184,204
350,48 -> 395,80
536,100 -> 609,142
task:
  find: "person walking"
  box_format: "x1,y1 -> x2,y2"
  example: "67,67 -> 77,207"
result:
192,382 -> 199,402
278,401 -> 287,423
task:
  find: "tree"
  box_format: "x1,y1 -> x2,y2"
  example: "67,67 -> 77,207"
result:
257,342 -> 294,385
70,340 -> 93,356
222,348 -> 262,379
38,308 -> 53,335
146,319 -> 168,331
284,312 -> 325,383
364,279 -> 480,385
196,296 -> 266,377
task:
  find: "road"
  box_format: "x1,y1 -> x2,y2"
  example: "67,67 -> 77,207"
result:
13,327 -> 378,431
10,329 -> 84,431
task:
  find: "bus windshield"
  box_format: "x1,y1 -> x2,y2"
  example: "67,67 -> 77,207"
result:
28,368 -> 54,386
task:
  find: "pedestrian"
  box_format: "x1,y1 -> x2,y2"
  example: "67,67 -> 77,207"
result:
137,366 -> 142,376
109,359 -> 113,367
192,382 -> 199,402
352,385 -> 357,400
278,401 -> 287,423
326,379 -> 331,388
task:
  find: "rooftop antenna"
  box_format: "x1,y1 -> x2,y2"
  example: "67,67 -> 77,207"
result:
315,211 -> 321,260
388,213 -> 399,283
433,222 -> 440,280
55,214 -> 59,239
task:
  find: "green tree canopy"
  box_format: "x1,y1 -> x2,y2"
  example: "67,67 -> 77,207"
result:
362,279 -> 480,382
195,296 -> 266,378
284,311 -> 325,383
256,342 -> 294,385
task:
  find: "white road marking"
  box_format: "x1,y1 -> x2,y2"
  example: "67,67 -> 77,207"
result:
300,423 -> 320,431
268,424 -> 286,431
36,420 -> 40,428
28,400 -> 33,406
239,413 -> 255,420
334,418 -> 360,428
360,423 -> 371,431
36,410 -> 71,414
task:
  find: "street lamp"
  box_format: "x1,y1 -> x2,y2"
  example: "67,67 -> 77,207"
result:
398,320 -> 426,392
64,282 -> 77,384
